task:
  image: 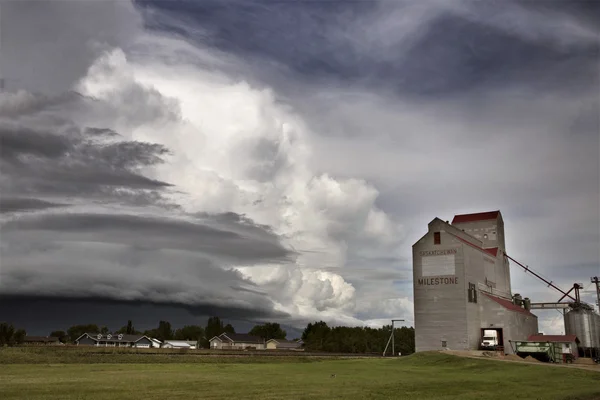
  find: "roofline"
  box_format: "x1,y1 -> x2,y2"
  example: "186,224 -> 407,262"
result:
75,333 -> 153,343
219,333 -> 264,343
220,333 -> 233,342
446,230 -> 500,259
209,336 -> 223,342
414,217 -> 483,248
482,293 -> 537,318
74,333 -> 89,343
439,218 -> 483,244
451,210 -> 502,224
133,335 -> 154,343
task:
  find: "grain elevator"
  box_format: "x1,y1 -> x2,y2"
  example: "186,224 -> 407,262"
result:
412,210 -> 538,354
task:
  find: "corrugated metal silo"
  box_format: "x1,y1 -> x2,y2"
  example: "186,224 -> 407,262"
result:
564,307 -> 600,351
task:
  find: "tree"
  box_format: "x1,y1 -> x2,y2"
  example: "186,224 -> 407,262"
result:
13,329 -> 26,345
0,322 -> 16,346
67,324 -> 100,343
50,331 -> 68,343
143,328 -> 159,338
126,320 -> 134,334
302,321 -> 331,351
204,317 -> 223,341
202,317 -> 235,348
100,326 -> 109,335
0,323 -> 26,346
156,321 -> 174,342
174,325 -> 204,342
224,324 -> 235,334
299,321 -> 415,354
249,323 -> 286,341
116,321 -> 140,335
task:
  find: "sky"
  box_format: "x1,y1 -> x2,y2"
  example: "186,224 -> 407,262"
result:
0,0 -> 598,337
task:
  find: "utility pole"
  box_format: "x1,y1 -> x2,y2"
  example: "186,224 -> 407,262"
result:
592,276 -> 600,311
383,319 -> 405,357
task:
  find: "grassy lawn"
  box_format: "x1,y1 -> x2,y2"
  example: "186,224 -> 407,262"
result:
0,350 -> 598,400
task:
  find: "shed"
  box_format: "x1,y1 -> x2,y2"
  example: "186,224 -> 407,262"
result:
528,334 -> 580,362
511,334 -> 580,363
266,339 -> 304,351
162,340 -> 193,349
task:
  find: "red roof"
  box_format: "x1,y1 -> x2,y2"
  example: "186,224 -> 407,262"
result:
484,247 -> 499,257
527,334 -> 578,343
452,211 -> 500,224
482,293 -> 537,317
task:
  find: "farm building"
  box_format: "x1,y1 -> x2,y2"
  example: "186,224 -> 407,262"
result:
511,334 -> 580,363
266,339 -> 304,350
413,210 -> 539,355
75,333 -> 159,348
209,333 -> 265,350
162,340 -> 197,349
23,336 -> 62,345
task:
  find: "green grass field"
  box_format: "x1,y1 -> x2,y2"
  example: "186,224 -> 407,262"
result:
1,348 -> 598,400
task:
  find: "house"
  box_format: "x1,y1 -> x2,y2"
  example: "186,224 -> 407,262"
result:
150,338 -> 163,348
266,339 -> 304,351
75,333 -> 159,348
162,340 -> 196,349
23,336 -> 62,346
209,333 -> 265,350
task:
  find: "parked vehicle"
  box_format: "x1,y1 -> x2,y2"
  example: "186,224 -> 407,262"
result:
480,330 -> 499,350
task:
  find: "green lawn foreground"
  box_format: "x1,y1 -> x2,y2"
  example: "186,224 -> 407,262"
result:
0,349 -> 598,400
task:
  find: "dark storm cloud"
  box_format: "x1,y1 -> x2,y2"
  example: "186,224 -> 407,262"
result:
0,126 -> 72,160
0,118 -> 173,209
136,0 -> 599,97
0,197 -> 69,213
0,238 -> 291,322
0,295 -> 289,335
196,211 -> 279,238
2,213 -> 294,262
84,127 -> 120,137
0,39 -> 295,330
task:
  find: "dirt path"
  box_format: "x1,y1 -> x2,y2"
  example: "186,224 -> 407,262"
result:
441,350 -> 600,372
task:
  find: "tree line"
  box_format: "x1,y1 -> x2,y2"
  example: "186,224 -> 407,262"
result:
1,318 -> 415,354
0,322 -> 26,346
302,321 -> 415,355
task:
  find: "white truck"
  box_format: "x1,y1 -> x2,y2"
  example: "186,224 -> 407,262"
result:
480,330 -> 499,350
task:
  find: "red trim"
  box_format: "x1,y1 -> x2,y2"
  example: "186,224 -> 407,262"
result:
447,232 -> 499,259
484,247 -> 499,257
482,293 -> 536,317
452,211 -> 500,224
527,334 -> 578,343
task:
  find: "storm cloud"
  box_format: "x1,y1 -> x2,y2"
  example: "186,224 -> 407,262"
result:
1,0 -> 598,334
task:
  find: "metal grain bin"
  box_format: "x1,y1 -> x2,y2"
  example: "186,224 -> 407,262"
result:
564,307 -> 600,350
